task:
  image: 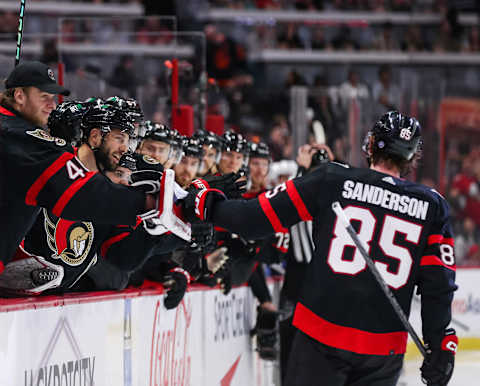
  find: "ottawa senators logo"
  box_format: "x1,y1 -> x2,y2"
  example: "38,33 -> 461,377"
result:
44,209 -> 94,266
26,129 -> 67,146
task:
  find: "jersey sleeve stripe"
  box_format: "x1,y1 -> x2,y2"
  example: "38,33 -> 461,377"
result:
258,194 -> 287,233
286,180 -> 313,221
0,106 -> 15,116
51,171 -> 97,217
420,255 -> 456,271
25,152 -> 74,206
293,302 -> 408,355
427,235 -> 454,246
100,232 -> 130,257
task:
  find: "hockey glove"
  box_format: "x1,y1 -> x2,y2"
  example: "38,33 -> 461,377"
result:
163,267 -> 191,310
251,306 -> 279,361
182,179 -> 226,222
203,172 -> 247,199
190,223 -> 216,252
130,170 -> 163,194
421,328 -> 457,386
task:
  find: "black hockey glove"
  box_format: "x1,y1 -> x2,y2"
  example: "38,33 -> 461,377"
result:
203,172 -> 247,199
182,179 -> 226,222
421,328 -> 457,386
163,268 -> 191,310
190,223 -> 216,252
251,306 -> 279,361
129,170 -> 163,194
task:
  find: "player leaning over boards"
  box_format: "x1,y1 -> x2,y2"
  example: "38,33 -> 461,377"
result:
0,61 -> 160,275
183,111 -> 458,386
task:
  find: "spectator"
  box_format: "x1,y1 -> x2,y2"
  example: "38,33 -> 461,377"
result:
278,23 -> 305,49
374,22 -> 400,51
108,55 -> 139,97
337,69 -> 370,113
455,217 -> 479,266
372,64 -> 402,117
401,26 -> 426,51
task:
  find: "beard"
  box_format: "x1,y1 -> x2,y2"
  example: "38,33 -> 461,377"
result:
95,141 -> 118,172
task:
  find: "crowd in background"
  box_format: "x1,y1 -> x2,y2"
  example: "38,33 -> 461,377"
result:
0,0 -> 478,267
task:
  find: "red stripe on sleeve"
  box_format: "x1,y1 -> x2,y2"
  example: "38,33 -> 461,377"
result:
0,106 -> 15,116
427,235 -> 454,247
25,152 -> 74,206
443,237 -> 454,246
427,234 -> 443,245
51,171 -> 97,217
420,255 -> 456,271
101,232 -> 130,257
258,194 -> 287,233
286,180 -> 313,221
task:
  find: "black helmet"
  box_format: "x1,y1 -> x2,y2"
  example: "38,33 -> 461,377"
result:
141,121 -> 177,144
221,130 -> 248,154
248,141 -> 271,160
48,101 -> 88,146
104,96 -> 144,123
81,104 -> 135,140
194,129 -> 222,151
363,111 -> 422,162
182,137 -> 205,159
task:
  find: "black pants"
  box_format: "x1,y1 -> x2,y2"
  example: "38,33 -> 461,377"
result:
284,331 -> 403,386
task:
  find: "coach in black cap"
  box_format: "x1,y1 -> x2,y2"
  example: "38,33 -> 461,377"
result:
1,60 -> 70,127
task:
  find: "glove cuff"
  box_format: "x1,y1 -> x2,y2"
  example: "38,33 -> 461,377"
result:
194,188 -> 226,221
441,329 -> 458,354
170,267 -> 191,284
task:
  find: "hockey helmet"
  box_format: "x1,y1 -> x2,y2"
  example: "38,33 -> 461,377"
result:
363,111 -> 422,162
248,141 -> 271,160
182,137 -> 205,159
81,104 -> 135,139
104,96 -> 144,123
221,130 -> 249,154
48,101 -> 88,146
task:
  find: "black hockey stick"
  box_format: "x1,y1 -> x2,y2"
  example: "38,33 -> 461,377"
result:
332,201 -> 427,358
15,0 -> 26,67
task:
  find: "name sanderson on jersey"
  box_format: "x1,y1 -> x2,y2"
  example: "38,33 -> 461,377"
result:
342,180 -> 429,220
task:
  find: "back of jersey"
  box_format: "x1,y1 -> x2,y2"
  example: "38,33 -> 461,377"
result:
293,162 -> 456,355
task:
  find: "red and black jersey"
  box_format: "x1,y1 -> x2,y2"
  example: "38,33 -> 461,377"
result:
212,162 -> 457,355
0,105 -> 146,268
23,208 -> 183,291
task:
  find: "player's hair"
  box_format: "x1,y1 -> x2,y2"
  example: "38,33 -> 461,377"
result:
0,87 -> 28,108
369,135 -> 422,176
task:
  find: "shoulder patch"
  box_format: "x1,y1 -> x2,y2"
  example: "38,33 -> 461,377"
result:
26,128 -> 67,146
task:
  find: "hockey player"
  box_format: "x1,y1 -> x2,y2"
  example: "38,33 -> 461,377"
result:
136,121 -> 183,168
184,111 -> 458,386
194,129 -> 222,177
0,62 -> 160,273
174,137 -> 204,188
218,130 -> 249,175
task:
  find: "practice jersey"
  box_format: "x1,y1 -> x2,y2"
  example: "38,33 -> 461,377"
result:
212,162 -> 457,355
0,105 -> 146,267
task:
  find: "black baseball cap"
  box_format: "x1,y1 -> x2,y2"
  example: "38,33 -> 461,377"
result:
5,61 -> 70,96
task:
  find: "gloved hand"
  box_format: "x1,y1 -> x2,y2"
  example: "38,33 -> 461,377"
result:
421,328 -> 457,386
203,172 -> 247,199
163,267 -> 191,310
129,170 -> 163,194
190,223 -> 215,252
182,179 -> 226,222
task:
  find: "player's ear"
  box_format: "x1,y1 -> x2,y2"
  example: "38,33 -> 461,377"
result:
88,128 -> 102,149
13,87 -> 26,106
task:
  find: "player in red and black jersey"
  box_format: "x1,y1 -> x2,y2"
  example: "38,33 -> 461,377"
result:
0,62 -> 159,273
2,103 -> 185,295
187,112 -> 458,386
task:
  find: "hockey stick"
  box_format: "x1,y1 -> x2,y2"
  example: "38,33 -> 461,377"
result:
15,0 -> 26,66
332,201 -> 427,358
